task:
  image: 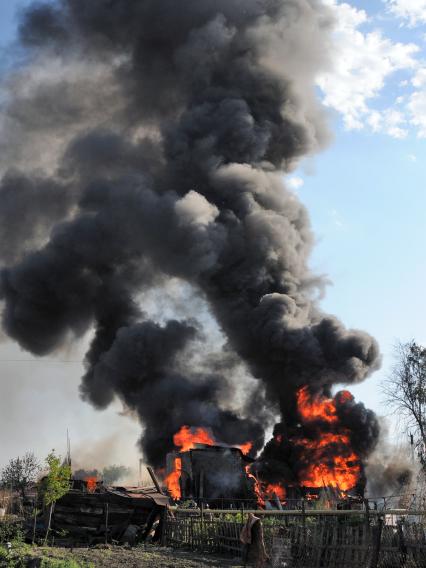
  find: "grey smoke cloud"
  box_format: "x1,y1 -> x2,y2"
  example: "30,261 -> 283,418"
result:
0,0 -> 381,473
365,421 -> 415,498
0,172 -> 72,263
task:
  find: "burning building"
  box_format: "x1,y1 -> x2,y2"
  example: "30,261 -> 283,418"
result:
163,388 -> 372,506
0,0 -> 382,502
166,445 -> 256,504
164,426 -> 256,504
255,388 -> 368,501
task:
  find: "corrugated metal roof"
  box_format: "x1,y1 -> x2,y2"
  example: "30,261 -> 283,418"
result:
109,486 -> 170,507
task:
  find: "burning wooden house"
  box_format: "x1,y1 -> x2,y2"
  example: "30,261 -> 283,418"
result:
165,444 -> 257,505
162,396 -> 369,509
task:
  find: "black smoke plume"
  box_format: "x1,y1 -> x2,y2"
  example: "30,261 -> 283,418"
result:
0,0 -> 381,478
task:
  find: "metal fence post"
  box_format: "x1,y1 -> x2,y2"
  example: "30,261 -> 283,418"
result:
104,503 -> 109,545
160,507 -> 167,547
369,516 -> 383,568
397,519 -> 407,563
200,503 -> 204,549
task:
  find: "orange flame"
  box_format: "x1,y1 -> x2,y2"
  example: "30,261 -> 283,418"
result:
244,468 -> 287,508
85,477 -> 97,493
238,441 -> 253,456
295,387 -> 361,492
165,457 -> 182,499
164,426 -> 253,499
173,426 -> 216,452
297,386 -> 338,424
245,465 -> 264,507
300,454 -> 360,492
264,483 -> 286,501
173,425 -> 252,455
294,432 -> 350,450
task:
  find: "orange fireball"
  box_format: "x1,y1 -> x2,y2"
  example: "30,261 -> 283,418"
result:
297,386 -> 338,424
295,387 -> 361,492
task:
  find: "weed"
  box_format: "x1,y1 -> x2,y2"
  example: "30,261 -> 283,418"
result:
40,560 -> 94,568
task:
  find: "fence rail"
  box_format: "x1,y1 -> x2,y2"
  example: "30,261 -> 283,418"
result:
172,508 -> 426,516
165,510 -> 426,567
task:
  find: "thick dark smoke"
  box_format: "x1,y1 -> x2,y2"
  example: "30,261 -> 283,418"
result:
0,172 -> 72,264
0,0 -> 381,476
257,391 -> 380,493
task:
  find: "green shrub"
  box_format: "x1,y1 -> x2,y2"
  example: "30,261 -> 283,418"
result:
0,545 -> 26,568
0,522 -> 24,544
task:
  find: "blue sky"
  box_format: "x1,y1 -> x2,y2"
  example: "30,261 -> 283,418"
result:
300,127 -> 426,410
0,0 -> 30,45
290,0 -> 426,412
0,0 -> 425,463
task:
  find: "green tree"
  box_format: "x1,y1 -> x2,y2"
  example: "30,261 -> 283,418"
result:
40,451 -> 71,544
383,341 -> 426,466
1,452 -> 41,498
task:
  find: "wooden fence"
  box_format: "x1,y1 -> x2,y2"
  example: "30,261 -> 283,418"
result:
164,510 -> 426,567
166,516 -> 242,557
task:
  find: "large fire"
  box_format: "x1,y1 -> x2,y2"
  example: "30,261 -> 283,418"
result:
296,386 -> 339,424
299,454 -> 360,492
294,387 -> 361,492
163,388 -> 361,505
164,425 -> 253,499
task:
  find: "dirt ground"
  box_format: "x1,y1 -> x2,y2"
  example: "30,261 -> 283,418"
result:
21,545 -> 245,567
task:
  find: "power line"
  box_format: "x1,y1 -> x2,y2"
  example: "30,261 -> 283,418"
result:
0,359 -> 83,364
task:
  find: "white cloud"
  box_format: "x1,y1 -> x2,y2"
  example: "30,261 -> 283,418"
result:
412,67 -> 426,87
407,90 -> 426,137
318,1 -> 419,136
386,0 -> 426,27
406,69 -> 426,136
368,108 -> 408,138
407,153 -> 417,161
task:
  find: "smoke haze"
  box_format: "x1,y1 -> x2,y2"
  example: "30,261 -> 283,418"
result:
0,0 -> 381,479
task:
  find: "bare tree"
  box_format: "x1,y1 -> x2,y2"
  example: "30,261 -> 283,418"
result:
383,341 -> 426,466
1,452 -> 41,498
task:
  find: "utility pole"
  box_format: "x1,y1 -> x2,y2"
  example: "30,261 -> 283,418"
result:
66,429 -> 72,467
